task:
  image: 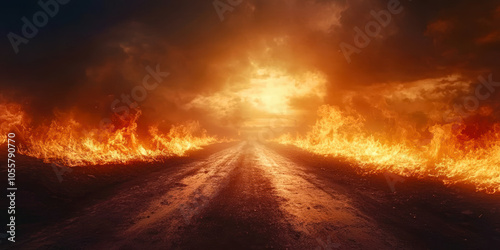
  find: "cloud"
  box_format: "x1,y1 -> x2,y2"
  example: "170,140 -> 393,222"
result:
0,0 -> 499,135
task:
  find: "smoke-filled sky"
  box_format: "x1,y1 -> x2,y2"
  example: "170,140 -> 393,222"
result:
1,0 -> 499,137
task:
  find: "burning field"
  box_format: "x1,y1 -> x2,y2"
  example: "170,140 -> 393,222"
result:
277,104 -> 500,194
1,100 -> 217,166
1,0 -> 500,248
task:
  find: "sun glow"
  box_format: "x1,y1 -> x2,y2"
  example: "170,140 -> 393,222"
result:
242,67 -> 327,114
188,64 -> 327,132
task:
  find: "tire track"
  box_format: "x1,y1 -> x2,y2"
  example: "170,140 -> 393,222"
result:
252,142 -> 405,249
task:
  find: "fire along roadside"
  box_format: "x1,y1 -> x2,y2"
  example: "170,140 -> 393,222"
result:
49,64 -> 169,182
339,0 -> 404,64
213,0 -> 243,21
7,0 -> 71,54
443,74 -> 500,123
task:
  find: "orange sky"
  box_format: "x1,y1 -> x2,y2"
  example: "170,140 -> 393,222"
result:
1,0 -> 499,138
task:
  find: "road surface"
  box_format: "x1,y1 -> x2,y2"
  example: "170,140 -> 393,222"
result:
12,141 -> 500,249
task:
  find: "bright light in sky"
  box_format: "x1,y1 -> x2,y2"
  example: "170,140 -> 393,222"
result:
186,64 -> 328,132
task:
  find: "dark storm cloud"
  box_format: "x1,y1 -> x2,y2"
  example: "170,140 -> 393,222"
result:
317,0 -> 500,93
0,1 -> 217,108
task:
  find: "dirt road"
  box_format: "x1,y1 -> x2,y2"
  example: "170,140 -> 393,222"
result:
10,141 -> 500,249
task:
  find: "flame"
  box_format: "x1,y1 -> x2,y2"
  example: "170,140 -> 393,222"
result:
276,105 -> 500,194
0,101 -> 217,166
0,101 -> 27,144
